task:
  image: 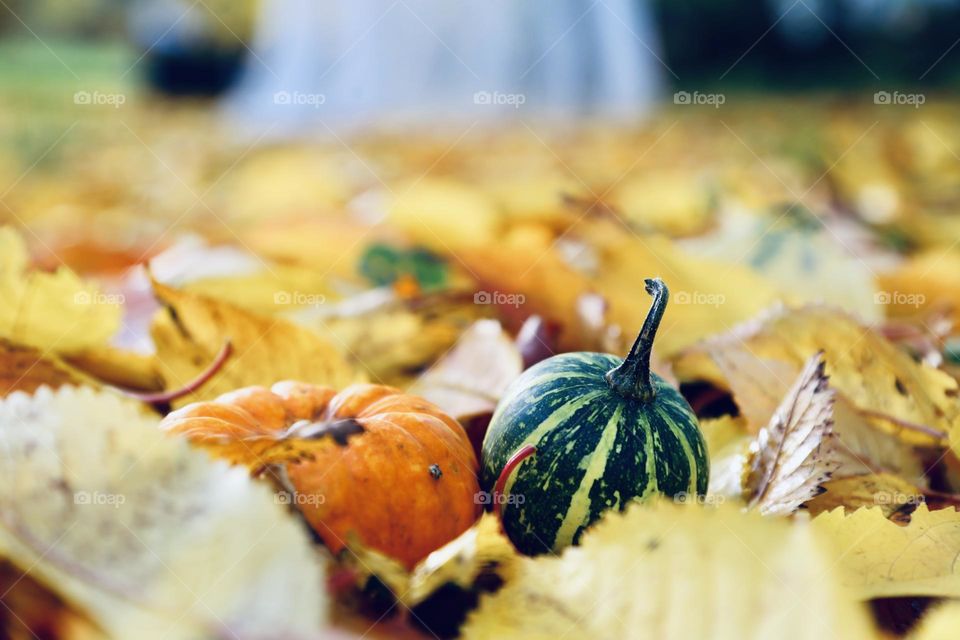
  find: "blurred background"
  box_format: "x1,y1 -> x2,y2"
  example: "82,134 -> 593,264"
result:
5,6 -> 960,640
3,0 -> 960,351
4,0 -> 959,104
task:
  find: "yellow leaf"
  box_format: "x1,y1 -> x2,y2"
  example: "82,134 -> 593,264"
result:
458,219 -> 779,355
0,227 -> 121,354
214,147 -> 352,223
463,501 -> 874,639
482,171 -> 586,226
673,305 -> 958,449
150,281 -> 361,406
388,179 -> 502,250
608,169 -> 714,237
678,336 -> 931,484
580,221 -> 781,356
831,397 -> 929,486
63,344 -> 162,394
812,504 -> 960,599
149,236 -> 336,316
878,250 -> 960,325
243,216 -> 392,281
805,474 -> 923,518
680,210 -> 882,321
910,601 -> 960,640
406,513 -> 518,605
346,513 -> 519,609
457,227 -> 584,351
292,289 -> 487,387
703,347 -> 798,433
700,415 -> 750,500
0,386 -> 328,639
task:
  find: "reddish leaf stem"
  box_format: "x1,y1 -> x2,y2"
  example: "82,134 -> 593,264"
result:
123,340 -> 232,405
493,444 -> 536,518
858,407 -> 947,441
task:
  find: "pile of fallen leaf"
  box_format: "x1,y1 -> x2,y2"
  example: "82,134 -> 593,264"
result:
3,98 -> 960,639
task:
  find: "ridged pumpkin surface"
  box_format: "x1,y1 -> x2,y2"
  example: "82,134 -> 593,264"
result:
161,382 -> 480,568
481,278 -> 708,556
482,354 -> 708,555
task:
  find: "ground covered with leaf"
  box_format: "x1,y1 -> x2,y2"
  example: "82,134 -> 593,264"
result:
3,99 -> 960,639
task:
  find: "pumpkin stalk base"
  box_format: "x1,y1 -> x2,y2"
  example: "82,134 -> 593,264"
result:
604,278 -> 668,403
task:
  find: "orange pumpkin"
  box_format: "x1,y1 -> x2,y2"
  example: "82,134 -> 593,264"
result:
160,382 -> 481,568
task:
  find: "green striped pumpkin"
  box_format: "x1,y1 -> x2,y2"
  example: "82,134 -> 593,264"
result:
481,278 -> 708,555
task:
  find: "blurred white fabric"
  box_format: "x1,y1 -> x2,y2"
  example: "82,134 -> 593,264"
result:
225,0 -> 666,133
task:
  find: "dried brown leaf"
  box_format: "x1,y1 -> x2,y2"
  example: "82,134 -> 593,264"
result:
0,340 -> 89,397
745,353 -> 840,516
408,320 -> 523,421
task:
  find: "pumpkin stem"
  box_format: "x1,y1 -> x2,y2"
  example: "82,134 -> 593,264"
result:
604,278 -> 667,403
493,444 -> 536,519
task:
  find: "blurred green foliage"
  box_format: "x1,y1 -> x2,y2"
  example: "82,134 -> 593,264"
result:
0,0 -> 259,44
0,0 -> 127,38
